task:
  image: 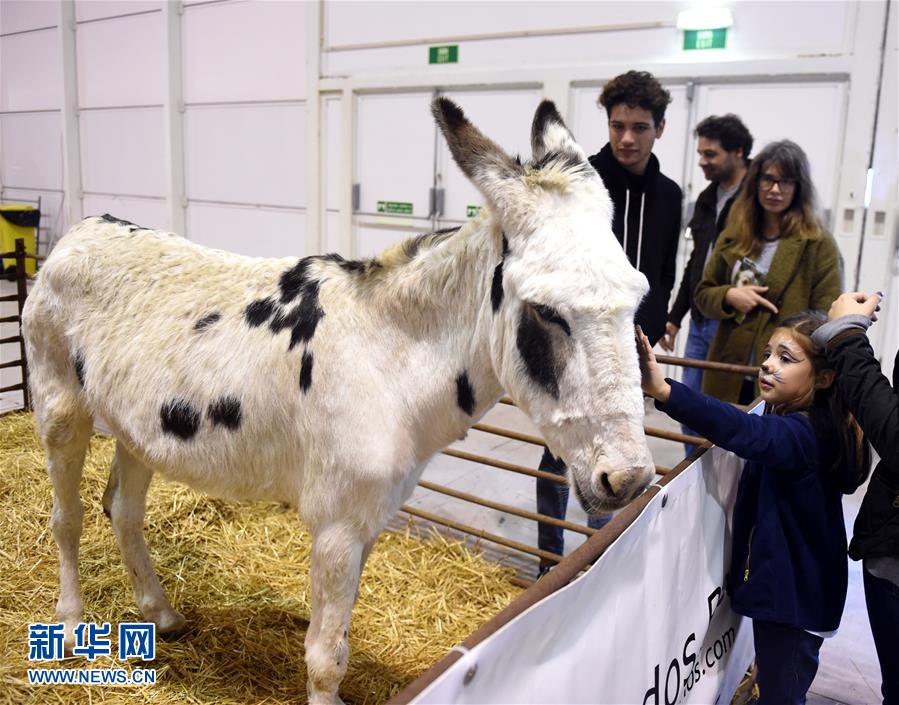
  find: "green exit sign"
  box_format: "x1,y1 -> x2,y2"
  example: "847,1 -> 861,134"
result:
684,27 -> 727,50
429,45 -> 458,64
376,201 -> 413,215
466,205 -> 481,218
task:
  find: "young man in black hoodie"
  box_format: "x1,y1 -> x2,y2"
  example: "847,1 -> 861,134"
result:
660,114 -> 752,452
536,71 -> 682,573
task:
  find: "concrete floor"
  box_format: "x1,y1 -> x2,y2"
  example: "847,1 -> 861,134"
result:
1,278 -> 883,704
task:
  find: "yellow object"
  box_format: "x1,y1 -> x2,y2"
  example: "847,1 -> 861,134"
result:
0,204 -> 38,276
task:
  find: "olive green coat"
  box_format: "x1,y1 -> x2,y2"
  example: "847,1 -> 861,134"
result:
693,230 -> 843,402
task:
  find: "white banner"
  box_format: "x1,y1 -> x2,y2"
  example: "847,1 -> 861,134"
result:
413,445 -> 755,705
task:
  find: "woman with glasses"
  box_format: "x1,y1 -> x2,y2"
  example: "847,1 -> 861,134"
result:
694,140 -> 843,404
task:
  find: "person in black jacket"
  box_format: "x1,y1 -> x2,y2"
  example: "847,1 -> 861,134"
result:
535,71 -> 682,572
660,114 -> 752,452
588,70 -> 683,346
811,291 -> 898,705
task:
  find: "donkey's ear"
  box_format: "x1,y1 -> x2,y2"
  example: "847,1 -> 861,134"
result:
432,97 -> 525,209
531,100 -> 587,163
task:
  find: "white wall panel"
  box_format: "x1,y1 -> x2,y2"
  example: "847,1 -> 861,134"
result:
0,113 -> 62,190
325,1 -> 850,75
356,92 -> 434,217
187,203 -> 306,258
437,89 -> 542,222
324,210 -> 341,255
0,29 -> 61,111
572,84 -> 690,192
75,1 -> 161,23
182,0 -> 306,104
689,82 -> 846,217
82,195 -> 168,232
0,0 -> 58,34
327,1 -> 677,47
76,12 -> 164,107
80,107 -> 165,197
184,103 -> 306,207
324,97 -> 343,212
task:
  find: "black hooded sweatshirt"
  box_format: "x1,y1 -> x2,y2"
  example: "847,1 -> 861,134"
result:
588,144 -> 682,345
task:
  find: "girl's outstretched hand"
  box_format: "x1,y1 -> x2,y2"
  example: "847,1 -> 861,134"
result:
636,325 -> 671,403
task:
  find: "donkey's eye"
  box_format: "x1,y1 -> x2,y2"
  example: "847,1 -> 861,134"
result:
532,304 -> 571,337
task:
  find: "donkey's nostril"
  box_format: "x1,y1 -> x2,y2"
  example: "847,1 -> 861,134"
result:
600,472 -> 614,496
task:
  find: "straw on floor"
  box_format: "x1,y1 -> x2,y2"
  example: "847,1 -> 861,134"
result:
0,411 -> 523,704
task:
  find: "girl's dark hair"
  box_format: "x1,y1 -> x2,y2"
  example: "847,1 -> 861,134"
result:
726,140 -> 822,259
770,311 -> 871,493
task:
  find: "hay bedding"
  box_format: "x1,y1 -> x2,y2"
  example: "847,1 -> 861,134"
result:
0,412 -> 523,704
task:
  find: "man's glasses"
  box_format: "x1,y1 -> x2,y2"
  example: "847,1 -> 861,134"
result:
759,175 -> 796,192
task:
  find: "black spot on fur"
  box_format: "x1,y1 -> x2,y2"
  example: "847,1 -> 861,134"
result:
279,257 -> 316,304
533,304 -> 571,336
491,235 -> 509,313
299,352 -> 314,393
100,213 -> 144,231
194,312 -> 221,332
160,399 -> 201,440
318,253 -> 380,275
208,396 -> 242,430
73,351 -> 85,387
245,298 -> 277,327
456,372 -> 476,415
491,261 -> 504,312
269,304 -> 302,333
516,310 -> 559,398
288,281 -> 324,350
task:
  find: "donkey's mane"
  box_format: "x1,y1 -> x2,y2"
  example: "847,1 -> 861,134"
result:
317,212 -> 496,312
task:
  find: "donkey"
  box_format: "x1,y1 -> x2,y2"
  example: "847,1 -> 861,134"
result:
22,98 -> 654,703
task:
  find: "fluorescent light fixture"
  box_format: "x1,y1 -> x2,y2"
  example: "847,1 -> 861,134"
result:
864,167 -> 874,207
677,8 -> 734,31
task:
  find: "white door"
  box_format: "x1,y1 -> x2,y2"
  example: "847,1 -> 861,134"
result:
354,91 -> 436,257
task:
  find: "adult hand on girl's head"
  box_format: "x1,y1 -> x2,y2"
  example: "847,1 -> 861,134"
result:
635,325 -> 671,403
827,291 -> 882,322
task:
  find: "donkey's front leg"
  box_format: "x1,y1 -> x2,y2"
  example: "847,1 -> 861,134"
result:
305,522 -> 366,705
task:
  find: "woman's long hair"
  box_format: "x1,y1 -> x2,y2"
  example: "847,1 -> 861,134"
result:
769,312 -> 871,493
726,140 -> 823,258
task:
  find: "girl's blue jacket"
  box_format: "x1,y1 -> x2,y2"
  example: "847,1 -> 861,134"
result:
658,380 -> 849,632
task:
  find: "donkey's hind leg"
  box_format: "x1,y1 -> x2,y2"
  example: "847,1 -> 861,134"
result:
107,441 -> 186,636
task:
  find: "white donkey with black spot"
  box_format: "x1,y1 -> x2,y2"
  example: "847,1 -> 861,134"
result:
23,98 -> 654,704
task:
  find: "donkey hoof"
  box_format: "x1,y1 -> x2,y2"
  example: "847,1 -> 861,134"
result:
152,609 -> 188,639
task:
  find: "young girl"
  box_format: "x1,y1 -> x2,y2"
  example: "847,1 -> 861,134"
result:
638,313 -> 870,705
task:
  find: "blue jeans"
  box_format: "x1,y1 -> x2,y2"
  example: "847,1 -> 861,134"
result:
864,562 -> 899,704
681,317 -> 719,455
752,619 -> 823,705
535,447 -> 611,559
